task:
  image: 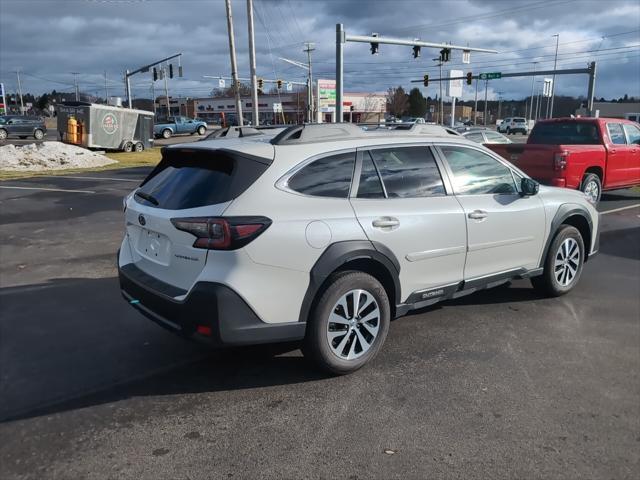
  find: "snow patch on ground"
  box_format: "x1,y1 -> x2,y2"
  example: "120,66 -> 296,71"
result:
0,142 -> 118,171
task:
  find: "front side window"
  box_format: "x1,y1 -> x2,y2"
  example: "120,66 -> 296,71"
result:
622,124 -> 640,145
287,152 -> 355,198
440,145 -> 517,195
606,123 -> 626,145
369,146 -> 445,198
357,153 -> 385,199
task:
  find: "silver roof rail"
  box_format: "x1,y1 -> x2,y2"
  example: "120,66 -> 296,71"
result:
270,122 -> 460,145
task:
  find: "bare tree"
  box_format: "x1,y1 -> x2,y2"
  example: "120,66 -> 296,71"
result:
386,86 -> 409,118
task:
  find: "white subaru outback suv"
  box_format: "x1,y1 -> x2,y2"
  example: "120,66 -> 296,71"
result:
118,123 -> 599,374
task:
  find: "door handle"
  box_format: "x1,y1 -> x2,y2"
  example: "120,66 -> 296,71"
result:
372,217 -> 400,229
468,210 -> 488,220
610,148 -> 617,154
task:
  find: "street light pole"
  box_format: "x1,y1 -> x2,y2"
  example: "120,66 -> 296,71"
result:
483,79 -> 489,126
473,77 -> 479,125
549,34 -> 560,118
225,0 -> 243,125
246,0 -> 259,126
527,62 -> 537,123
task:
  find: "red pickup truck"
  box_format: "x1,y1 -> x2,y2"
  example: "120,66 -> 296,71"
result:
487,117 -> 640,204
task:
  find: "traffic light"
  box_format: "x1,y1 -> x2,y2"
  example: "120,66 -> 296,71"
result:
350,105 -> 354,112
153,67 -> 158,81
257,78 -> 264,93
169,64 -> 174,79
412,45 -> 421,59
423,74 -> 429,87
370,32 -> 379,55
440,48 -> 451,62
276,79 -> 283,90
466,72 -> 473,85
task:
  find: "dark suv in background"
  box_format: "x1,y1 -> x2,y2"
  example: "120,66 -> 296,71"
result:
0,115 -> 47,141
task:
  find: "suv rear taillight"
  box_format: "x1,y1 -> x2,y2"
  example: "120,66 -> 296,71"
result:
171,216 -> 271,250
554,150 -> 570,171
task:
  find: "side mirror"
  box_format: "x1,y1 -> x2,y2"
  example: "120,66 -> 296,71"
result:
521,177 -> 539,196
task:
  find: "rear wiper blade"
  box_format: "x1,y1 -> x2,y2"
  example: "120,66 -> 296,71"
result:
134,190 -> 159,206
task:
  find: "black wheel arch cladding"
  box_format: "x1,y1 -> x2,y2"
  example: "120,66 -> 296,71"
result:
297,240 -> 401,323
539,203 -> 593,268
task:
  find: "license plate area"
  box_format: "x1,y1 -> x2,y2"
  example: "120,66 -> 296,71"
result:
136,228 -> 171,265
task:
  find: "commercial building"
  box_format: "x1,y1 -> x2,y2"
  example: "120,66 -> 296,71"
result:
575,101 -> 640,119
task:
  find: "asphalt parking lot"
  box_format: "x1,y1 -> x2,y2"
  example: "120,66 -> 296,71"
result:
0,171 -> 638,479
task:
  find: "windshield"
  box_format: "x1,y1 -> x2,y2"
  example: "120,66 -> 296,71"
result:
529,121 -> 601,145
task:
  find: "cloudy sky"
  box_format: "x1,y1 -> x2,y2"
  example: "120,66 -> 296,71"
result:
1,0 -> 639,102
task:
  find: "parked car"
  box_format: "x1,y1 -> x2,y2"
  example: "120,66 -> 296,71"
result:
0,115 -> 47,141
487,117 -> 640,204
154,116 -> 207,139
462,129 -> 513,144
119,123 -> 599,374
498,117 -> 528,135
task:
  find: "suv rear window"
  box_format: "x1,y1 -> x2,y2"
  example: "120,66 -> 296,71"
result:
136,148 -> 269,210
529,121 -> 601,145
513,118 -> 526,123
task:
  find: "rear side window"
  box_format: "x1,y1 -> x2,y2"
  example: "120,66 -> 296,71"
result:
369,146 -> 445,198
607,123 -> 626,145
623,124 -> 640,145
136,149 -> 269,210
529,121 -> 601,145
287,152 -> 355,198
465,132 -> 485,143
440,146 -> 517,195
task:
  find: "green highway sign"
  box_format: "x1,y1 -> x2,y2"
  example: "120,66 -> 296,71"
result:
479,72 -> 502,80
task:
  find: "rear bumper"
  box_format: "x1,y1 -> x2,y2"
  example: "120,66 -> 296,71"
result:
118,262 -> 306,347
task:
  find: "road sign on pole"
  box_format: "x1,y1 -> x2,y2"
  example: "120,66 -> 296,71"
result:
272,102 -> 283,113
479,72 -> 502,80
543,78 -> 553,97
286,82 -> 293,92
448,69 -> 463,98
218,78 -> 226,88
0,83 -> 6,114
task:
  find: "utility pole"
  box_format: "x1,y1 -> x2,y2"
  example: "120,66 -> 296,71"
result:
151,81 -> 156,114
527,62 -> 537,123
549,34 -> 560,118
163,64 -> 170,116
225,0 -> 243,125
72,72 -> 80,101
246,0 -> 259,125
483,79 -> 489,126
473,77 -> 479,125
104,71 -> 109,103
497,91 -> 504,120
15,70 -> 24,114
304,42 -> 315,123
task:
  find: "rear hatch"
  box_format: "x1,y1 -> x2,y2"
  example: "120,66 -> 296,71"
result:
123,146 -> 271,291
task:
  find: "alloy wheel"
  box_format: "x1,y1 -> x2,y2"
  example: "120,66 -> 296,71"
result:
326,289 -> 380,360
583,180 -> 599,204
554,238 -> 580,286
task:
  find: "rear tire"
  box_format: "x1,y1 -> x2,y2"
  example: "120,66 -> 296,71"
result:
162,129 -> 172,139
531,225 -> 585,297
506,127 -> 511,135
197,125 -> 206,135
303,271 -> 390,375
123,141 -> 133,153
580,173 -> 601,205
0,129 -> 7,141
134,142 -> 144,152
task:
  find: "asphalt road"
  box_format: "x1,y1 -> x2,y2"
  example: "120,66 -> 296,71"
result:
0,171 -> 638,480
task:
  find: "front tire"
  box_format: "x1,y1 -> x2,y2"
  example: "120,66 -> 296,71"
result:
122,141 -> 133,153
34,129 -> 44,140
506,127 -> 511,135
304,271 -> 390,375
134,141 -> 144,152
197,125 -> 206,135
581,173 -> 601,205
531,225 -> 585,297
0,129 -> 7,141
